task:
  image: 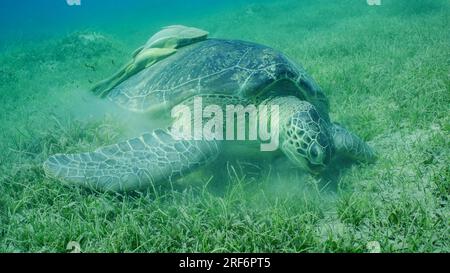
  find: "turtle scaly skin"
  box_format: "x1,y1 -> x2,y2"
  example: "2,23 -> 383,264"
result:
44,129 -> 220,192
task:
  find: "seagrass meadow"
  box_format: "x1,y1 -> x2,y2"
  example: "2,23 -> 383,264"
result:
0,0 -> 448,252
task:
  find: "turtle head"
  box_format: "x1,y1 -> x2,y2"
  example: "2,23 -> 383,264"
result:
280,102 -> 334,174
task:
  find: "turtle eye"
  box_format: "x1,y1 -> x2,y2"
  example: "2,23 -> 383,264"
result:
309,143 -> 323,163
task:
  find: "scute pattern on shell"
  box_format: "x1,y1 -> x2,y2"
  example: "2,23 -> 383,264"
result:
107,39 -> 317,113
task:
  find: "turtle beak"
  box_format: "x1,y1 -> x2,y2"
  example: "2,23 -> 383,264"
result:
306,161 -> 325,174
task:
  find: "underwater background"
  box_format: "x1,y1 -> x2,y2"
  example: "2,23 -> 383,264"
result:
0,0 -> 448,252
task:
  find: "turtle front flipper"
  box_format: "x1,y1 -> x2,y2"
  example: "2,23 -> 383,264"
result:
331,123 -> 377,163
43,129 -> 220,192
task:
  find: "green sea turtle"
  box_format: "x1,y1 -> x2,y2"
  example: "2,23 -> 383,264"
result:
44,37 -> 376,192
91,25 -> 209,97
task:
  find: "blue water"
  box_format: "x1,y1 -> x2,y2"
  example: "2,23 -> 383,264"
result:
0,0 -> 263,45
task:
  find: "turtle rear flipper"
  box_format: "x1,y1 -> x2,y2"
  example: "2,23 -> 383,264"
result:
43,129 -> 220,192
331,123 -> 377,163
